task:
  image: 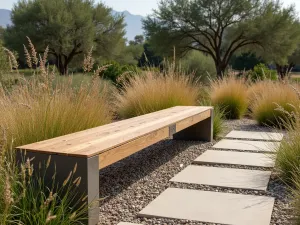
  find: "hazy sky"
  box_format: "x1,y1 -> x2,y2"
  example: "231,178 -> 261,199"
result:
1,0 -> 300,16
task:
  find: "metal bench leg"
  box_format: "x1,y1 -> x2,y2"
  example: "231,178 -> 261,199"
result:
16,151 -> 100,225
173,109 -> 214,142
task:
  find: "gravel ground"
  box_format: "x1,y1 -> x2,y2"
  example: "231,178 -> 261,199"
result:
98,118 -> 293,225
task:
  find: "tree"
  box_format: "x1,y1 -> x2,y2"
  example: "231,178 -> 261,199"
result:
230,52 -> 264,71
143,0 -> 299,77
275,47 -> 300,79
4,0 -> 126,74
0,27 -> 5,41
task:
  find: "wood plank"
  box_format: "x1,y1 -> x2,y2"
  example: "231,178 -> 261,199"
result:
17,106 -> 212,157
176,110 -> 211,132
71,108 -> 211,156
99,127 -> 169,169
19,106 -> 191,149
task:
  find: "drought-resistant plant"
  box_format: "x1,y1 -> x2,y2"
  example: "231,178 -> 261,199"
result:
210,76 -> 248,119
291,170 -> 300,225
275,129 -> 300,185
247,63 -> 278,82
0,39 -> 109,225
250,81 -> 299,128
212,106 -> 225,139
0,146 -> 88,225
99,61 -> 141,86
115,68 -> 200,118
0,41 -> 113,149
181,51 -> 216,83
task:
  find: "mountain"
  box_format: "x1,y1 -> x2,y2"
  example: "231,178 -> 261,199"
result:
0,9 -> 144,41
113,10 -> 144,41
0,9 -> 12,27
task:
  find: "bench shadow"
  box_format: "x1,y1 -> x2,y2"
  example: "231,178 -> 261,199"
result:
98,139 -> 201,203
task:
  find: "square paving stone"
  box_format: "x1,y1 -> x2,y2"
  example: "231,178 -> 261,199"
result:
170,165 -> 271,190
213,139 -> 280,152
139,188 -> 274,225
225,130 -> 283,141
194,150 -> 275,168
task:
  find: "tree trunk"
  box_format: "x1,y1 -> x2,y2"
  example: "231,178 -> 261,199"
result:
215,61 -> 226,78
56,54 -> 69,75
275,63 -> 294,80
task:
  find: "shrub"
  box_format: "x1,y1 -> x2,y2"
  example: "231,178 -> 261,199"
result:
99,61 -> 140,85
0,147 -> 88,225
246,63 -> 278,82
291,171 -> 300,225
0,38 -> 111,225
275,129 -> 300,185
181,51 -> 216,83
210,76 -> 248,119
250,81 -> 299,128
115,69 -> 200,118
213,106 -> 225,139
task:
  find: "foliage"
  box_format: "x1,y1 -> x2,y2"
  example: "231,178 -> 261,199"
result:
212,107 -> 225,139
247,63 -> 278,82
210,76 -> 248,119
230,52 -> 264,71
0,149 -> 88,225
181,51 -> 216,83
249,81 -> 299,127
99,61 -> 141,85
291,170 -> 300,225
143,0 -> 300,77
4,0 -> 126,74
138,43 -> 163,68
275,128 -> 300,185
0,41 -> 113,150
115,67 -> 200,118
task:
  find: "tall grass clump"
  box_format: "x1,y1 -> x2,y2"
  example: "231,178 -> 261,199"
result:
0,39 -> 111,224
290,171 -> 300,225
250,81 -> 299,128
275,129 -> 300,185
0,145 -> 88,225
210,76 -> 248,119
0,41 -> 114,148
115,67 -> 200,118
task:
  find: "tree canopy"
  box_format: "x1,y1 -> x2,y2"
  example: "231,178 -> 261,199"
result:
143,0 -> 300,77
4,0 -> 126,74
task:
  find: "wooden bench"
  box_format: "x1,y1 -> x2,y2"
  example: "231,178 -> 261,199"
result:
16,106 -> 213,225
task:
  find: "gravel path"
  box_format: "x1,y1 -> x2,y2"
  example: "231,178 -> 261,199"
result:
98,118 -> 292,225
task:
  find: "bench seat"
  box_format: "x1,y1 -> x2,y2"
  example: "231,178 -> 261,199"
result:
16,106 -> 213,225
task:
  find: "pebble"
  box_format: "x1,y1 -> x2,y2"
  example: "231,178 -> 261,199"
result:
98,118 -> 292,225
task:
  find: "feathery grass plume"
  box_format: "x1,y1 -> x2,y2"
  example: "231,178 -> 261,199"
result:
26,36 -> 38,66
43,46 -> 49,65
250,81 -> 299,128
115,66 -> 200,118
210,75 -> 248,119
83,47 -> 94,73
3,47 -> 18,70
23,45 -> 32,68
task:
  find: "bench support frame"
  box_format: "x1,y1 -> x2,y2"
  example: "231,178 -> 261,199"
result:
173,109 -> 213,142
17,151 -> 100,225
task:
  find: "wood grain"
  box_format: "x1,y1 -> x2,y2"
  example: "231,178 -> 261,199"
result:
16,106 -> 212,157
99,127 -> 169,169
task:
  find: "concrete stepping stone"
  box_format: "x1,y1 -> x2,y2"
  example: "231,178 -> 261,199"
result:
194,150 -> 275,168
170,165 -> 271,190
225,130 -> 283,141
213,139 -> 280,152
117,223 -> 143,225
139,188 -> 274,225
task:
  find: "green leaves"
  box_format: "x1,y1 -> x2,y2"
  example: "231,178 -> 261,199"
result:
143,0 -> 300,77
4,0 -> 126,74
